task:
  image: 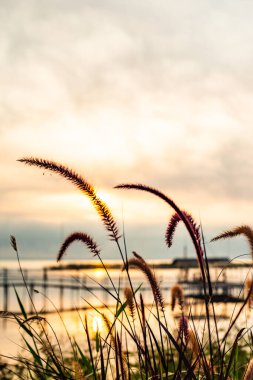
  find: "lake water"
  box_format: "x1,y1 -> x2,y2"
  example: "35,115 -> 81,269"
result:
1,259 -> 253,359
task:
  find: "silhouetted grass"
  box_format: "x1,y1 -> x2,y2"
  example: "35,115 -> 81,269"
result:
1,157 -> 253,379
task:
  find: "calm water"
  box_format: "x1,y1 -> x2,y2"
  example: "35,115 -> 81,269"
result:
0,259 -> 252,358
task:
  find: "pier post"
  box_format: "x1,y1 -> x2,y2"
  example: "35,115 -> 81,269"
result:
24,269 -> 28,282
59,278 -> 64,312
29,282 -> 34,314
43,268 -> 48,312
71,277 -> 75,309
3,268 -> 9,312
22,269 -> 28,303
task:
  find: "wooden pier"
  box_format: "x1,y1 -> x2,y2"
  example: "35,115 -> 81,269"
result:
0,265 -> 247,315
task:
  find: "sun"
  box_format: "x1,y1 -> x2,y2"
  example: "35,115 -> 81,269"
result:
92,315 -> 103,334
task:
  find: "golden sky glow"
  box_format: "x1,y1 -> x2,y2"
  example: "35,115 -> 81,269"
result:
1,1 -> 253,260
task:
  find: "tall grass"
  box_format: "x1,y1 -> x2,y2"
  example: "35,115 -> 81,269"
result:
1,157 -> 253,379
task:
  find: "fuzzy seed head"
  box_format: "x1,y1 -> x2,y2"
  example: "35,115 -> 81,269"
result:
245,278 -> 253,309
243,358 -> 253,380
125,254 -> 164,310
171,284 -> 184,311
10,235 -> 17,252
124,287 -> 135,319
178,316 -> 189,344
187,329 -> 199,358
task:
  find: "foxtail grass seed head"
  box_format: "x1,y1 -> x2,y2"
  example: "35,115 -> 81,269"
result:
243,358 -> 253,380
139,293 -> 146,325
101,314 -> 113,338
187,329 -> 199,359
99,313 -> 117,354
124,287 -> 135,319
211,225 -> 253,259
10,235 -> 17,252
178,316 -> 189,344
115,183 -> 205,280
72,360 -> 87,380
165,213 -> 181,248
126,254 -> 164,310
116,332 -> 128,380
245,278 -> 253,309
132,251 -> 146,263
19,157 -> 120,241
171,284 -> 184,311
57,232 -> 100,261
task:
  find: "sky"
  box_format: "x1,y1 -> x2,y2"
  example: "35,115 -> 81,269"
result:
1,0 -> 253,261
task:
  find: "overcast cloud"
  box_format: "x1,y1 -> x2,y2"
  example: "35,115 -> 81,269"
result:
1,0 -> 253,260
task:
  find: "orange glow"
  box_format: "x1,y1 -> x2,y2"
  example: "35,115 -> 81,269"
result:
92,315 -> 103,334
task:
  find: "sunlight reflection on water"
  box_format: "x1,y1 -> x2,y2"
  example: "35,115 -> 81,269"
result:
1,259 -> 253,358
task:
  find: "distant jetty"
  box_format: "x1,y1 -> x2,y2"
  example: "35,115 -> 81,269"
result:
1,257 -> 252,314
48,257 -> 251,271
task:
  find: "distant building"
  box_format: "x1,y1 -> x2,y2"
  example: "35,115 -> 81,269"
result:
172,257 -> 229,268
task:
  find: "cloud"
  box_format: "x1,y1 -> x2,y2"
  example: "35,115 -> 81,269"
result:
1,0 -> 253,260
1,0 -> 253,129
